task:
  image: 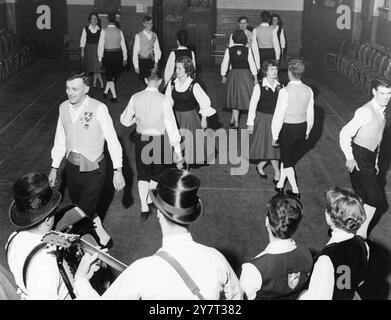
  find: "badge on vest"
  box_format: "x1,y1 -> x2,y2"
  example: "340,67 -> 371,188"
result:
287,272 -> 301,290
81,112 -> 94,130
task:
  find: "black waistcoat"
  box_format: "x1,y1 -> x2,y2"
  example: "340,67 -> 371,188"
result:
229,46 -> 250,70
257,85 -> 279,114
85,26 -> 101,44
172,80 -> 198,112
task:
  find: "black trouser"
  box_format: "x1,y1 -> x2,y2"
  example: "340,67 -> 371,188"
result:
258,48 -> 276,79
279,122 -> 307,168
103,50 -> 123,82
350,143 -> 383,208
66,158 -> 106,218
138,57 -> 155,82
135,133 -> 169,182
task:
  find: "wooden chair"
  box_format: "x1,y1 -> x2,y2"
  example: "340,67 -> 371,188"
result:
359,52 -> 384,95
340,41 -> 363,77
210,33 -> 228,66
63,35 -> 80,60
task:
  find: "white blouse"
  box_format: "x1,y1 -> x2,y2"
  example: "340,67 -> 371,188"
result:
165,77 -> 216,118
80,24 -> 101,48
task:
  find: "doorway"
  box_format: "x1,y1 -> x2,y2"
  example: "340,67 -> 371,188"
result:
17,0 -> 67,59
153,0 -> 216,66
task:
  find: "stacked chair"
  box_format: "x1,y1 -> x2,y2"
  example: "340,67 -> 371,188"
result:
0,29 -> 35,82
336,39 -> 391,96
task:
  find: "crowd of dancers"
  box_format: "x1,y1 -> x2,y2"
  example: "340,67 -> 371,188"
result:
0,10 -> 390,301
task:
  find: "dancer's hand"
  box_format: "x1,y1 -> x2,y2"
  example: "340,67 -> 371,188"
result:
253,76 -> 258,85
135,68 -> 140,75
154,62 -> 158,69
375,163 -> 380,175
113,170 -> 126,191
272,140 -> 279,147
48,168 -> 57,187
123,60 -> 127,67
75,252 -> 100,282
346,159 -> 360,173
221,76 -> 227,84
81,49 -> 85,59
248,125 -> 254,134
305,134 -> 310,140
201,117 -> 208,130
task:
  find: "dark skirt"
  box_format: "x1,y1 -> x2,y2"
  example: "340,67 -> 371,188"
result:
226,69 -> 254,111
250,112 -> 280,161
279,122 -> 306,168
83,43 -> 101,74
350,143 -> 383,208
103,50 -> 123,82
174,109 -> 215,165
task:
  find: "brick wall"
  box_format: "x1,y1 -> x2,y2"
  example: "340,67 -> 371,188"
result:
216,9 -> 303,54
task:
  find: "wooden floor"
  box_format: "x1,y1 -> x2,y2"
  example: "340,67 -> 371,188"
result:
0,60 -> 390,299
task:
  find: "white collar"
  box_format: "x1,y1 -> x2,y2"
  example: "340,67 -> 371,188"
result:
145,87 -> 159,92
177,46 -> 188,50
371,98 -> 387,114
262,77 -> 280,90
162,233 -> 193,247
260,23 -> 270,27
255,238 -> 297,258
107,24 -> 116,28
327,229 -> 355,246
89,24 -> 100,31
174,76 -> 193,86
69,95 -> 90,110
289,80 -> 302,85
143,30 -> 152,36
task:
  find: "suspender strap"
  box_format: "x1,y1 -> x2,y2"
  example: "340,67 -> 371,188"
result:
155,251 -> 205,300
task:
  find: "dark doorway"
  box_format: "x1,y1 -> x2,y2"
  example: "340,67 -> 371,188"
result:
154,0 -> 216,66
17,0 -> 67,59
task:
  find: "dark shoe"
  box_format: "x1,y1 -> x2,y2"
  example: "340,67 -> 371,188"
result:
110,97 -> 118,103
102,93 -> 108,100
100,238 -> 113,250
256,166 -> 267,179
286,190 -> 301,199
275,187 -> 284,194
141,211 -> 150,221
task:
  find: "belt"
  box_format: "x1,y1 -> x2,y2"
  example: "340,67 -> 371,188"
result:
67,152 -> 104,172
104,48 -> 121,53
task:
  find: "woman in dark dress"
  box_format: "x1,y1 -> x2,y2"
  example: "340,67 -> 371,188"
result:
80,12 -> 104,89
247,60 -> 281,184
300,187 -> 369,300
221,29 -> 258,130
165,56 -> 216,167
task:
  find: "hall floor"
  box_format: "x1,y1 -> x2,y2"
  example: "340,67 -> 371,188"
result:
0,60 -> 390,299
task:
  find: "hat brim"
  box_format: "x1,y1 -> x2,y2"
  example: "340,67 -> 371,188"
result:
9,190 -> 62,229
149,189 -> 203,225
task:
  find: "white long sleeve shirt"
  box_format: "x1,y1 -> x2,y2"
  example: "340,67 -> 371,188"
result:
132,30 -> 162,70
80,25 -> 100,48
164,47 -> 196,84
229,30 -> 260,69
97,25 -> 128,62
299,230 -> 370,300
271,81 -> 315,141
51,96 -> 123,169
75,233 -> 243,300
339,99 -> 386,161
120,87 -> 182,154
6,231 -> 70,300
220,46 -> 258,77
271,26 -> 286,50
247,78 -> 280,126
240,239 -> 298,300
165,77 -> 216,118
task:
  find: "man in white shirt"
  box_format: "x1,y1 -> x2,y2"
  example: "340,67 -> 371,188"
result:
271,59 -> 314,199
6,173 -> 69,300
133,16 -> 162,83
120,69 -> 184,220
339,79 -> 391,239
74,169 -> 243,300
253,11 -> 281,76
48,71 -> 125,248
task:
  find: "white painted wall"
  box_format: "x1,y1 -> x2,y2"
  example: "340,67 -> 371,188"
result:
216,0 -> 304,11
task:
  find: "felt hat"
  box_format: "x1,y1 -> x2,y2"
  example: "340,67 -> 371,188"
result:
9,173 -> 62,229
149,169 -> 203,225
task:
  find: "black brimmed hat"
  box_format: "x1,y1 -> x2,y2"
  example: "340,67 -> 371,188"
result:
149,169 -> 203,225
9,173 -> 62,229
